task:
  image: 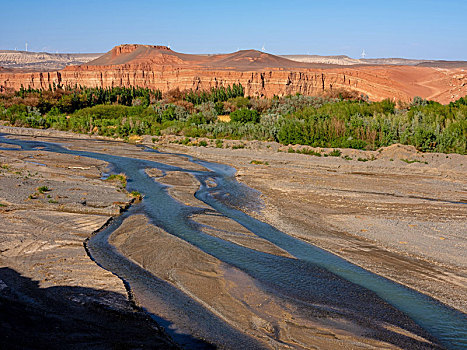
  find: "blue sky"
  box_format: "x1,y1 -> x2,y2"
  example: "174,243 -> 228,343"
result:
1,0 -> 466,59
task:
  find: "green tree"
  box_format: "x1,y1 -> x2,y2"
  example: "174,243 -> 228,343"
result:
230,108 -> 260,124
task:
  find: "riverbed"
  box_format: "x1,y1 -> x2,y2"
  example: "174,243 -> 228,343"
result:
0,128 -> 466,349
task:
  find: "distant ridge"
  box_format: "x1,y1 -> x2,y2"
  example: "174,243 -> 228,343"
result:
83,44 -> 342,70
282,54 -> 467,68
1,45 -> 466,71
0,50 -> 102,71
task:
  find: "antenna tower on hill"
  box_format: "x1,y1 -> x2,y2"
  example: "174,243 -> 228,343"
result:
361,49 -> 366,59
25,42 -> 28,52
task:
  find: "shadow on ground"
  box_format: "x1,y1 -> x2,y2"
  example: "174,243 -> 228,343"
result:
0,267 -> 180,349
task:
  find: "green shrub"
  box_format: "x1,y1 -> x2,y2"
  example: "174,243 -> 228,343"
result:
37,186 -> 50,193
401,159 -> 428,164
230,109 -> 260,124
130,191 -> 143,199
187,113 -> 206,125
228,96 -> 250,109
250,160 -> 269,165
327,149 -> 342,157
106,174 -> 127,188
300,149 -> 321,156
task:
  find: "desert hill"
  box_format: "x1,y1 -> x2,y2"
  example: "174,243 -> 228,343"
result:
0,50 -> 101,71
282,54 -> 467,68
85,44 -> 340,70
1,44 -> 466,103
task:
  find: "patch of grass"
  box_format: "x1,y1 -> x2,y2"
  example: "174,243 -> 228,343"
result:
130,190 -> 143,200
28,193 -> 38,199
37,186 -> 50,194
0,164 -> 10,171
198,140 -> 208,147
401,158 -> 428,164
106,174 -> 127,188
342,155 -> 352,160
48,199 -> 58,204
327,149 -> 342,157
181,137 -> 190,145
287,147 -> 321,157
215,139 -> 223,148
250,160 -> 269,165
300,149 -> 321,157
151,137 -> 157,143
0,203 -> 7,207
357,155 -> 376,162
232,143 -> 245,149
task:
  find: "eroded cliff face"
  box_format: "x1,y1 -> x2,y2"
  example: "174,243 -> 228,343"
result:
1,46 -> 466,104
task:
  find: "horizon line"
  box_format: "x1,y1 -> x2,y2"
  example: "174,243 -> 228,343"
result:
1,46 -> 467,62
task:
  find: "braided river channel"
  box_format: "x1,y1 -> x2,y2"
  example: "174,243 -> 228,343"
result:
1,133 -> 465,349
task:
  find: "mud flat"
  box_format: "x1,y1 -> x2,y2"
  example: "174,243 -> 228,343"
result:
1,126 -> 466,349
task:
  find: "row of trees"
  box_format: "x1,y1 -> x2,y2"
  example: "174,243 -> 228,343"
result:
9,86 -> 163,115
184,84 -> 245,105
1,84 -> 466,154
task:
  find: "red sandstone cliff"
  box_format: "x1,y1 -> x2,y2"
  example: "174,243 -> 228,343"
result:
1,44 -> 466,104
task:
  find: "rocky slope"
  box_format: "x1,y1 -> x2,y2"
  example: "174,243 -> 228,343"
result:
1,44 -> 466,103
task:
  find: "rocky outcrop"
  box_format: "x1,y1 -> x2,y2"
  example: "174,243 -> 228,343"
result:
1,45 -> 466,103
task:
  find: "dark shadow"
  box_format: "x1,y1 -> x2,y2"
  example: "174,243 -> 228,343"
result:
0,267 -> 181,349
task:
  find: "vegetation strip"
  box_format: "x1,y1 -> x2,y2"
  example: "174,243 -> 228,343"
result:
1,85 -> 465,154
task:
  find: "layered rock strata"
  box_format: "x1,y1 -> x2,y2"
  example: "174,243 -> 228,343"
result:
1,44 -> 466,103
